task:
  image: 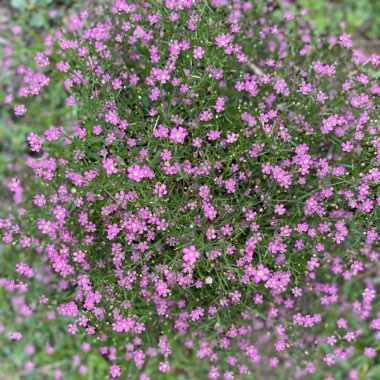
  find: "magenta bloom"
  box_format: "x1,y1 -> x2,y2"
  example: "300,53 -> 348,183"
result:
252,265 -> 270,283
14,104 -> 27,116
182,245 -> 200,264
128,164 -> 143,182
109,365 -> 121,378
102,158 -> 119,175
193,46 -> 205,59
275,340 -> 286,352
170,127 -> 188,143
127,164 -> 154,182
159,361 -> 170,373
339,32 -> 352,48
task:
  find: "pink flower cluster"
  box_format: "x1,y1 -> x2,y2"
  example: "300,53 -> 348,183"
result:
127,164 -> 155,182
1,1 -> 379,379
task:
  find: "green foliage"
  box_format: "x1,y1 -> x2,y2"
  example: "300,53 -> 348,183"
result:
301,0 -> 380,42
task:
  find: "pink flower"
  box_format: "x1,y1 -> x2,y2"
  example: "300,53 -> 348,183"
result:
170,127 -> 188,143
155,280 -> 170,297
154,182 -> 167,197
34,52 -> 50,67
300,82 -> 312,94
9,331 -> 23,340
283,11 -> 294,20
92,125 -> 102,135
102,158 -> 119,175
339,33 -> 352,48
45,127 -> 60,141
159,361 -> 170,373
323,354 -> 335,366
245,80 -> 258,96
364,347 -> 376,358
128,164 -> 143,182
274,204 -> 286,215
105,110 -> 119,125
215,33 -> 233,48
14,104 -> 27,116
34,194 -> 46,207
107,223 -> 120,240
27,133 -> 42,152
214,97 -> 225,113
109,365 -> 121,378
193,46 -> 205,59
183,245 -> 200,264
245,345 -> 258,360
275,340 -> 286,351
190,307 -> 204,321
252,265 -> 270,283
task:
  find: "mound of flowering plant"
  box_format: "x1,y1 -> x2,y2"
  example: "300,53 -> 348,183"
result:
1,0 -> 379,379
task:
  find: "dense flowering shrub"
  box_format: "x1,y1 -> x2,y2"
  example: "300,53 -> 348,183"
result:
1,0 -> 379,379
